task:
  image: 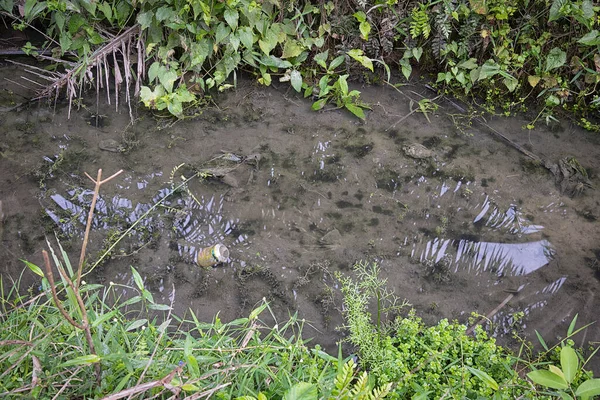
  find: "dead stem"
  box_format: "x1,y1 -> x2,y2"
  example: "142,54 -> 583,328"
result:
51,366 -> 84,400
9,24 -> 144,123
185,383 -> 232,400
465,293 -> 515,336
42,250 -> 84,330
100,365 -> 184,400
77,169 -> 123,288
40,168 -> 123,386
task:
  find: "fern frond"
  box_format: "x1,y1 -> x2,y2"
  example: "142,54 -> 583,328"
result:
432,35 -> 447,60
332,359 -> 357,398
410,4 -> 431,39
435,11 -> 451,39
351,371 -> 369,398
457,14 -> 479,57
369,382 -> 393,400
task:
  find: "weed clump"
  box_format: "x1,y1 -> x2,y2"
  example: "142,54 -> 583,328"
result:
337,261 -> 600,399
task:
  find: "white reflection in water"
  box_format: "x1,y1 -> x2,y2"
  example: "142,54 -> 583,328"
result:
415,237 -> 554,277
456,239 -> 554,276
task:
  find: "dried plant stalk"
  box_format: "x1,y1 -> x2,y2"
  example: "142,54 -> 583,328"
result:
16,24 -> 145,123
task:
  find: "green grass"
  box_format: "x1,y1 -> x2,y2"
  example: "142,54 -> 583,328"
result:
2,253 -> 599,399
0,252 -> 389,399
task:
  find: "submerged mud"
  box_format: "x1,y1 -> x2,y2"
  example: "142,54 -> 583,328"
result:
1,69 -> 599,370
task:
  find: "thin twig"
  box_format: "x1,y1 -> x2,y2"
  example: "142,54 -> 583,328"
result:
77,169 -> 123,288
100,365 -> 184,400
51,366 -> 84,400
386,109 -> 417,131
53,250 -> 100,376
184,383 -> 232,400
44,247 -> 102,382
84,174 -> 198,278
3,78 -> 34,91
0,340 -> 33,347
42,250 -> 84,330
465,293 -> 515,336
20,76 -> 47,87
0,11 -> 60,48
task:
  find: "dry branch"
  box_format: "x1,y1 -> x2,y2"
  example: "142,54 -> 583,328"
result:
9,25 -> 144,122
40,168 -> 123,386
100,365 -> 184,400
78,169 -> 123,288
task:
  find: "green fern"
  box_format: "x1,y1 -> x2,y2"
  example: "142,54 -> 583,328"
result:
457,14 -> 479,57
369,383 -> 393,400
432,3 -> 452,60
350,371 -> 369,398
328,359 -> 392,400
331,359 -> 355,398
410,4 -> 431,39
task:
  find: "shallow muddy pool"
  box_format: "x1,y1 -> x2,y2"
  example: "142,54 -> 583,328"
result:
1,69 -> 599,370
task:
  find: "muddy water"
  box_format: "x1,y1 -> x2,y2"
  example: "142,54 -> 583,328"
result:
1,68 -> 599,369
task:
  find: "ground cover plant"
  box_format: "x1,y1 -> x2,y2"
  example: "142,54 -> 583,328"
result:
337,261 -> 600,399
2,0 -> 600,126
1,258 -> 391,398
3,256 -> 600,398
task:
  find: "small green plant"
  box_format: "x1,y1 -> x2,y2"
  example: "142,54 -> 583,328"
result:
309,50 -> 376,119
237,358 -> 392,400
311,73 -> 371,120
527,345 -> 600,398
527,316 -> 600,399
338,261 -> 534,398
412,97 -> 440,123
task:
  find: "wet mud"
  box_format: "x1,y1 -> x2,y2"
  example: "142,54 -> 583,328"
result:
1,66 -> 600,371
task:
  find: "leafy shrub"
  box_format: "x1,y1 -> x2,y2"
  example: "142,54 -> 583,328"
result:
338,261 -> 534,399
4,0 -> 600,123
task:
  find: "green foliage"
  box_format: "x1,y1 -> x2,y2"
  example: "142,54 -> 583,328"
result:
410,4 -> 431,40
1,252 -> 388,398
3,0 -> 380,119
527,316 -> 600,399
308,50 -> 375,120
338,261 -> 535,398
240,359 -> 392,400
7,0 -> 600,122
